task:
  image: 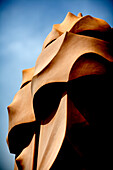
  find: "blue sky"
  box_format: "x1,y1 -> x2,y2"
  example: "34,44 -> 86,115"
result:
0,0 -> 113,169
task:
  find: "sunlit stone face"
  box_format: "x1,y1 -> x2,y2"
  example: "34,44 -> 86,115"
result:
7,12 -> 113,170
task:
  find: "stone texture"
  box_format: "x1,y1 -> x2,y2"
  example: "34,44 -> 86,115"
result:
7,12 -> 113,170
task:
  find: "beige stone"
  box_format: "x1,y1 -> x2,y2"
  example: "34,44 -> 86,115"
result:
7,12 -> 113,170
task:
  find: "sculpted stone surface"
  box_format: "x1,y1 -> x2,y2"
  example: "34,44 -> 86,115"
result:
7,12 -> 113,170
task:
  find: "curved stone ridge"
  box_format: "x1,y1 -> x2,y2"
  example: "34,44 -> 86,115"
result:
7,12 -> 113,170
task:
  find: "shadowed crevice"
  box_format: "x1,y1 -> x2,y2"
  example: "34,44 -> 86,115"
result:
45,39 -> 56,48
33,122 -> 41,170
77,29 -> 113,42
8,121 -> 38,156
67,74 -> 113,127
20,81 -> 31,89
33,82 -> 67,123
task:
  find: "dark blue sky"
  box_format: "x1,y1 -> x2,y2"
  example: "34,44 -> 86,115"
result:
0,0 -> 113,169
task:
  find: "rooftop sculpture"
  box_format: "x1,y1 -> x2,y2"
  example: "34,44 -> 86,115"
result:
7,12 -> 113,170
